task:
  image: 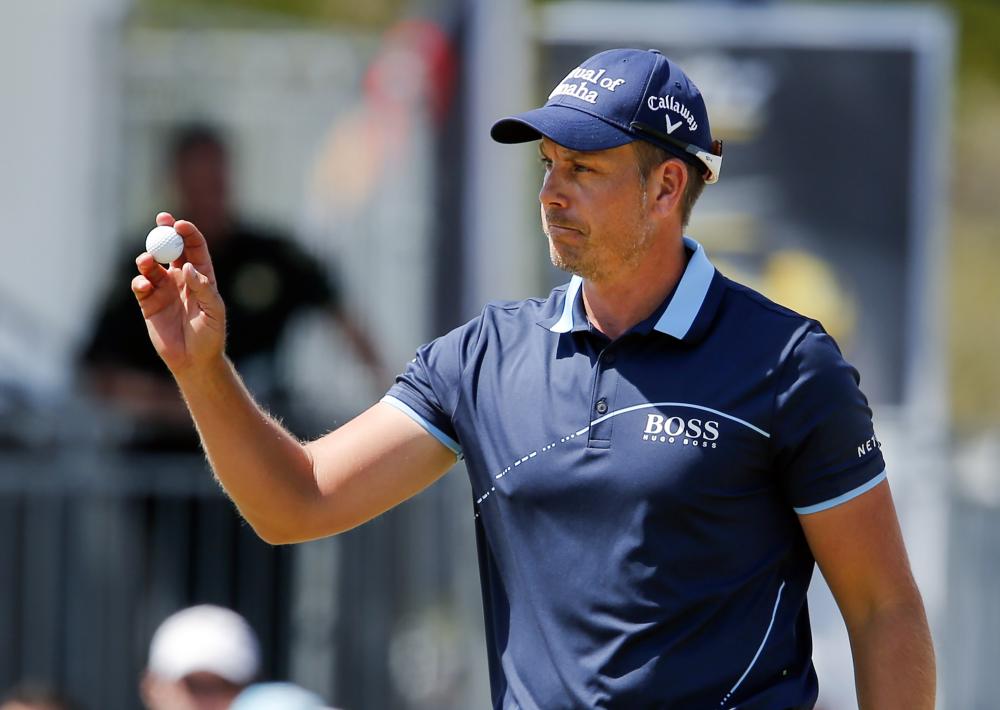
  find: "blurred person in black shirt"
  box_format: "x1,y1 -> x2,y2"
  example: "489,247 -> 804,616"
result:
81,124 -> 386,451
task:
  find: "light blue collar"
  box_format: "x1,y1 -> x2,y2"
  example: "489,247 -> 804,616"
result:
548,236 -> 716,340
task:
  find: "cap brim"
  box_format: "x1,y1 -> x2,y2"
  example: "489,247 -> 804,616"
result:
491,105 -> 633,152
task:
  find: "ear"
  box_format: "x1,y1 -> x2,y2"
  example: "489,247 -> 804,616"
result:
647,158 -> 688,222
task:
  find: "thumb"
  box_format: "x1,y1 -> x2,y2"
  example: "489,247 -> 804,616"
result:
182,261 -> 211,293
182,262 -> 222,318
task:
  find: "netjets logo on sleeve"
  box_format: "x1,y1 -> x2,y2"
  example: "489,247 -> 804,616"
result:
856,435 -> 881,458
642,414 -> 720,449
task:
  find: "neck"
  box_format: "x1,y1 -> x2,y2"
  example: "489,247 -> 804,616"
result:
581,234 -> 687,340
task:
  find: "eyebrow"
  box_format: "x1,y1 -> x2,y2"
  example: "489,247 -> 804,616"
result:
538,143 -> 596,160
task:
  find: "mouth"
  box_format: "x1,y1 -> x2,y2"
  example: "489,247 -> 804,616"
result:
546,223 -> 585,238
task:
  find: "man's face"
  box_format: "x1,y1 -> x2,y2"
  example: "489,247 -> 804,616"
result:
173,142 -> 230,219
538,137 -> 655,282
141,672 -> 243,710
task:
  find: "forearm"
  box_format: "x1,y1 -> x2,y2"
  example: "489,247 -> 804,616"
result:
849,599 -> 936,709
130,220 -> 452,545
174,356 -> 320,543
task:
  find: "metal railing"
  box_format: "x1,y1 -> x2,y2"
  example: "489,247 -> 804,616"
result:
0,437 -> 489,710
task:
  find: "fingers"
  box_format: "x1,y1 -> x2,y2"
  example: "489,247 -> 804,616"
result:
131,274 -> 153,299
131,264 -> 180,318
172,219 -> 217,284
136,252 -> 170,286
135,213 -> 219,320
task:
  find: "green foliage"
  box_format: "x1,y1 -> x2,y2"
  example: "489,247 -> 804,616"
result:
951,0 -> 1000,80
135,0 -> 406,28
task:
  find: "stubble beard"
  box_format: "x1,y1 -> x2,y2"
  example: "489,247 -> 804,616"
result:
547,188 -> 655,282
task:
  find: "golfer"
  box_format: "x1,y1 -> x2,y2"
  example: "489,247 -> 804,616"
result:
130,48 -> 934,709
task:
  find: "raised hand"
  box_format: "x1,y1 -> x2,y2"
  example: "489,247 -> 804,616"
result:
131,212 -> 226,374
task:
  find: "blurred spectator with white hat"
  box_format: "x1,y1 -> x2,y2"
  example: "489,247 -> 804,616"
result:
140,604 -> 260,710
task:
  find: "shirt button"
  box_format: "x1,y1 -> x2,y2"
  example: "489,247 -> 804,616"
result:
595,399 -> 608,415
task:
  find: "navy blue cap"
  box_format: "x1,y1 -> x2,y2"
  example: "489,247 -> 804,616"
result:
491,48 -> 722,183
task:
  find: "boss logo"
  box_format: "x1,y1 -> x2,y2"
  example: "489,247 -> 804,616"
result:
642,414 -> 719,449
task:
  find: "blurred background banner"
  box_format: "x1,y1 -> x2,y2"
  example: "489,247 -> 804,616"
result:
538,5 -> 953,413
1,0 -> 998,708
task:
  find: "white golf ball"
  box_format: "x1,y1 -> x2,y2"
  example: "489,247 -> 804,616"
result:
145,225 -> 184,264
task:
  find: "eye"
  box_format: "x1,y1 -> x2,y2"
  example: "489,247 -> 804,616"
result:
539,156 -> 553,170
572,163 -> 591,173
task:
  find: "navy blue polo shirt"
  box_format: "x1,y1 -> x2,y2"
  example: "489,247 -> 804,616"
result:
384,237 -> 886,709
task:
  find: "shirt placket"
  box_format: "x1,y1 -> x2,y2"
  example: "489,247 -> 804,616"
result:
587,342 -> 620,449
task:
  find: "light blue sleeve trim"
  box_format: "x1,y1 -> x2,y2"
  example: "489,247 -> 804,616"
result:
793,469 -> 887,515
654,236 -> 715,339
380,395 -> 463,460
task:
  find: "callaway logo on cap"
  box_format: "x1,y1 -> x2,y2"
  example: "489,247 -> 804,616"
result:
491,48 -> 723,184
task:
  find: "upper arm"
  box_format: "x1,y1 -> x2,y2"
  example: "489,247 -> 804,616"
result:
772,326 -> 886,516
295,402 -> 458,542
798,480 -> 921,631
771,326 -> 922,624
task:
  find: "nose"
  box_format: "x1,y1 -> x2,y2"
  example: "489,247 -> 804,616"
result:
539,166 -> 568,208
